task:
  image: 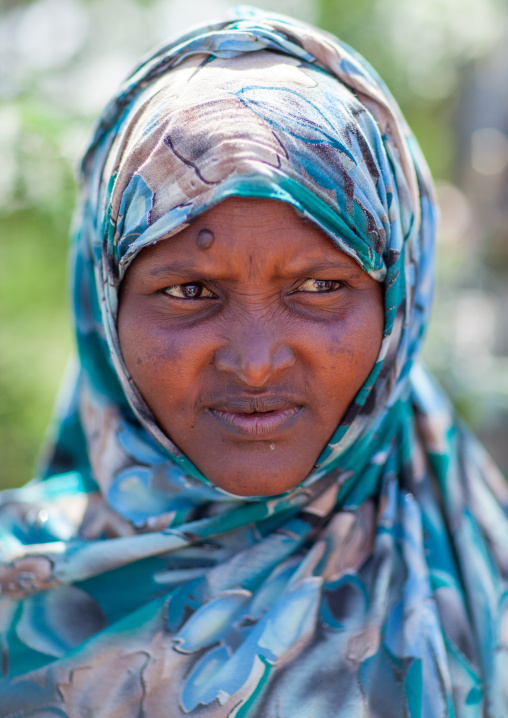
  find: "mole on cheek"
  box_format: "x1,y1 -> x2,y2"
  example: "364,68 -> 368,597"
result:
196,228 -> 214,249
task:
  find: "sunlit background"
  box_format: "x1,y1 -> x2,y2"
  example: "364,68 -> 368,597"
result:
1,0 -> 508,489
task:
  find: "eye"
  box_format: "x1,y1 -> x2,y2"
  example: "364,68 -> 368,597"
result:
296,278 -> 343,293
162,282 -> 216,299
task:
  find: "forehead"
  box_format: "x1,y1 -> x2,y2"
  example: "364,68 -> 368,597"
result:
128,197 -> 366,279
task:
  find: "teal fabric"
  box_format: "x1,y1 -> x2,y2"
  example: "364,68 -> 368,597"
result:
1,8 -> 507,716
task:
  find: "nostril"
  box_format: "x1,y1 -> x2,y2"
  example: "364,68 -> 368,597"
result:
273,344 -> 296,371
214,344 -> 295,387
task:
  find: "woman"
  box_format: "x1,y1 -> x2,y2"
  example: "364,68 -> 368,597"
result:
0,7 -> 507,717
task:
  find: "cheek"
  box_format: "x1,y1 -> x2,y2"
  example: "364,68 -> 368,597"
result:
118,304 -> 194,411
303,300 -> 383,407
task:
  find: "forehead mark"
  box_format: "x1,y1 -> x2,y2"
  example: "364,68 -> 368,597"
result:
196,228 -> 214,249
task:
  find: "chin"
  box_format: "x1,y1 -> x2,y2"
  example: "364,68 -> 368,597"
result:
203,463 -> 313,498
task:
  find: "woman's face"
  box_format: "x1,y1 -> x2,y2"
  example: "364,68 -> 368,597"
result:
118,198 -> 384,497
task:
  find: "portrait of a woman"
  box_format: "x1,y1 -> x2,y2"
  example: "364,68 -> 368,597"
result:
0,7 -> 507,717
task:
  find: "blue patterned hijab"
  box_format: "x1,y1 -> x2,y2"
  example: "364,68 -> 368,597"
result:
1,8 -> 507,716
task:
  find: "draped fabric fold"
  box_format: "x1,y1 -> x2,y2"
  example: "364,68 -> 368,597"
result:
0,7 -> 507,716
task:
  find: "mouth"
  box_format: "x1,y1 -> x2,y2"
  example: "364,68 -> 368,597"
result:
208,397 -> 302,438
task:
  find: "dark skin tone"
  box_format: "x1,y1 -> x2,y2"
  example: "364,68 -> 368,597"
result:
118,197 -> 384,497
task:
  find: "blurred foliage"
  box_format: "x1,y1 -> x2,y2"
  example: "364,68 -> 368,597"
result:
1,0 -> 508,489
0,209 -> 73,488
319,0 -> 504,176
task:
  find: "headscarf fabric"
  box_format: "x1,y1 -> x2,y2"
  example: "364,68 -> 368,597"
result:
1,8 -> 507,717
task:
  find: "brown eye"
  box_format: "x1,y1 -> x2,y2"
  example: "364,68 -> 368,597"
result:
163,283 -> 215,299
297,279 -> 343,293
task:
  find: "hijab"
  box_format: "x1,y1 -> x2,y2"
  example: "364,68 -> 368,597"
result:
1,7 -> 507,716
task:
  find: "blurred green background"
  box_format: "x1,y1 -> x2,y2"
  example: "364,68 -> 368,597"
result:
1,0 -> 508,490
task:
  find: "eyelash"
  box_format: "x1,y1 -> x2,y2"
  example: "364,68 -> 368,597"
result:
162,279 -> 344,300
163,283 -> 216,299
295,279 -> 343,294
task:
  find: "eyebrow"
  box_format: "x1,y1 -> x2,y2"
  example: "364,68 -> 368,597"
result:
145,257 -> 363,279
146,262 -> 206,278
284,259 -> 362,276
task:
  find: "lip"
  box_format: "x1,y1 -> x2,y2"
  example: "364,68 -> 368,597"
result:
208,397 -> 302,438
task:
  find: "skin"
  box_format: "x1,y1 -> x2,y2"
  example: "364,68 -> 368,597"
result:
118,197 -> 384,497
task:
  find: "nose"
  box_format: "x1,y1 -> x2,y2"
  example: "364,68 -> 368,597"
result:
214,319 -> 296,388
